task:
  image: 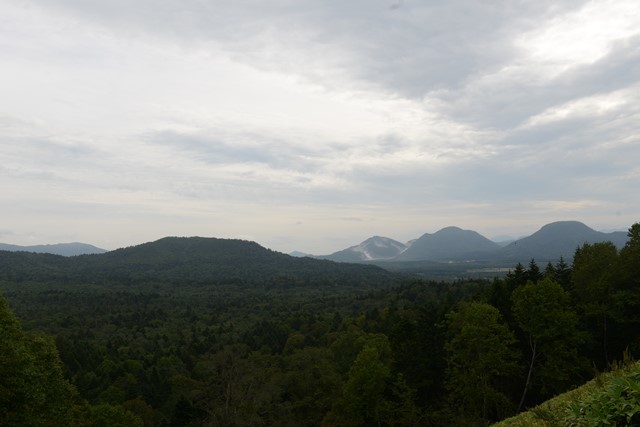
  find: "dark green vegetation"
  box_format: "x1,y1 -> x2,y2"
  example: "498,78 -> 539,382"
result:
1,225 -> 639,426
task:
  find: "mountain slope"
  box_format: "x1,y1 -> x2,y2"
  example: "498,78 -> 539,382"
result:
499,221 -> 628,262
0,237 -> 398,287
321,236 -> 408,262
0,242 -> 106,256
396,226 -> 501,261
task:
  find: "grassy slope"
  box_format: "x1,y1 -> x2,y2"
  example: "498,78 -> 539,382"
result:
494,360 -> 640,426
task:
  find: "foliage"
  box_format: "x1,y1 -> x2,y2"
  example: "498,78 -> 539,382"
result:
565,372 -> 640,426
0,223 -> 639,425
512,278 -> 587,405
444,301 -> 520,424
494,360 -> 640,427
78,403 -> 144,427
0,292 -> 76,426
571,239 -> 640,368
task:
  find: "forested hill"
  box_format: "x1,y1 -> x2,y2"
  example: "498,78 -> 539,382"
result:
0,236 -> 399,287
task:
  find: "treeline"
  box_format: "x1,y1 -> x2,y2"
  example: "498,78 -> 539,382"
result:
1,224 -> 639,425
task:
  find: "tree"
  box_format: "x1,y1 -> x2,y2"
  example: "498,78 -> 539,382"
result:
0,292 -> 76,426
512,278 -> 585,411
282,347 -> 342,425
618,223 -> 640,301
505,263 -> 527,287
617,223 -> 640,355
571,242 -> 619,366
444,302 -> 520,425
543,262 -> 556,280
324,345 -> 391,426
79,403 -> 144,427
525,259 -> 542,284
324,333 -> 420,426
199,345 -> 283,426
554,256 -> 572,290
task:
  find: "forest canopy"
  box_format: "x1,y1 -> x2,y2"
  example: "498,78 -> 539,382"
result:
1,223 -> 639,425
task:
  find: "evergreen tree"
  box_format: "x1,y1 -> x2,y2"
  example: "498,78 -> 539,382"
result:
543,262 -> 556,280
554,256 -> 572,290
572,242 -> 619,366
525,259 -> 543,284
616,223 -> 640,354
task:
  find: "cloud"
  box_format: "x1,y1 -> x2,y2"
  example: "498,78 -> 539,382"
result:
1,0 -> 638,253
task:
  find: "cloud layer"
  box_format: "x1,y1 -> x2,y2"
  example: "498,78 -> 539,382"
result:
1,0 -> 638,253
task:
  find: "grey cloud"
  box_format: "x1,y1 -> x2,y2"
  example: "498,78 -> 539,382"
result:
3,0 -> 638,251
147,130 -> 325,171
27,0 -> 586,97
332,110 -> 638,206
434,33 -> 640,130
1,138 -> 101,175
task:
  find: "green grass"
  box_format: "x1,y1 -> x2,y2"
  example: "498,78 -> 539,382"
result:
494,357 -> 640,427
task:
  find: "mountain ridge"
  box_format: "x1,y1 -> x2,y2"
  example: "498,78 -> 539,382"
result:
316,221 -> 629,264
1,220 -> 630,265
0,236 -> 398,288
0,242 -> 107,256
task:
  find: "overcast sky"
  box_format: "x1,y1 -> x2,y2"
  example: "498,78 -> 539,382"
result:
1,0 -> 639,254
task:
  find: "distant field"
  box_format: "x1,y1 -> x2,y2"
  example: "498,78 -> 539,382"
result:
372,259 -> 517,280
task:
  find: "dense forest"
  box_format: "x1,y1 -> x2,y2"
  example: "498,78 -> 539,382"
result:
1,224 -> 639,426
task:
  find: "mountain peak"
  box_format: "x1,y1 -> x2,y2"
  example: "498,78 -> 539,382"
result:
321,236 -> 408,262
436,226 -> 464,233
538,221 -> 593,232
397,227 -> 500,261
502,221 -> 627,261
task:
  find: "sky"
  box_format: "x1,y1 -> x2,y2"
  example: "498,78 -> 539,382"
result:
1,0 -> 639,254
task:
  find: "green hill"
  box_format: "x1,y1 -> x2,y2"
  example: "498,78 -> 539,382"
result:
0,236 -> 399,288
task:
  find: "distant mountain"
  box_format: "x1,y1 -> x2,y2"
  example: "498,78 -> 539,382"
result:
289,251 -> 313,258
0,237 -> 398,287
396,226 -> 501,262
321,236 -> 408,262
0,242 -> 107,256
490,235 -> 517,247
499,221 -> 628,262
311,221 -> 630,265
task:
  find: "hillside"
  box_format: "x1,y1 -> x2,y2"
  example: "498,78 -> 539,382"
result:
0,236 -> 398,287
494,359 -> 640,426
